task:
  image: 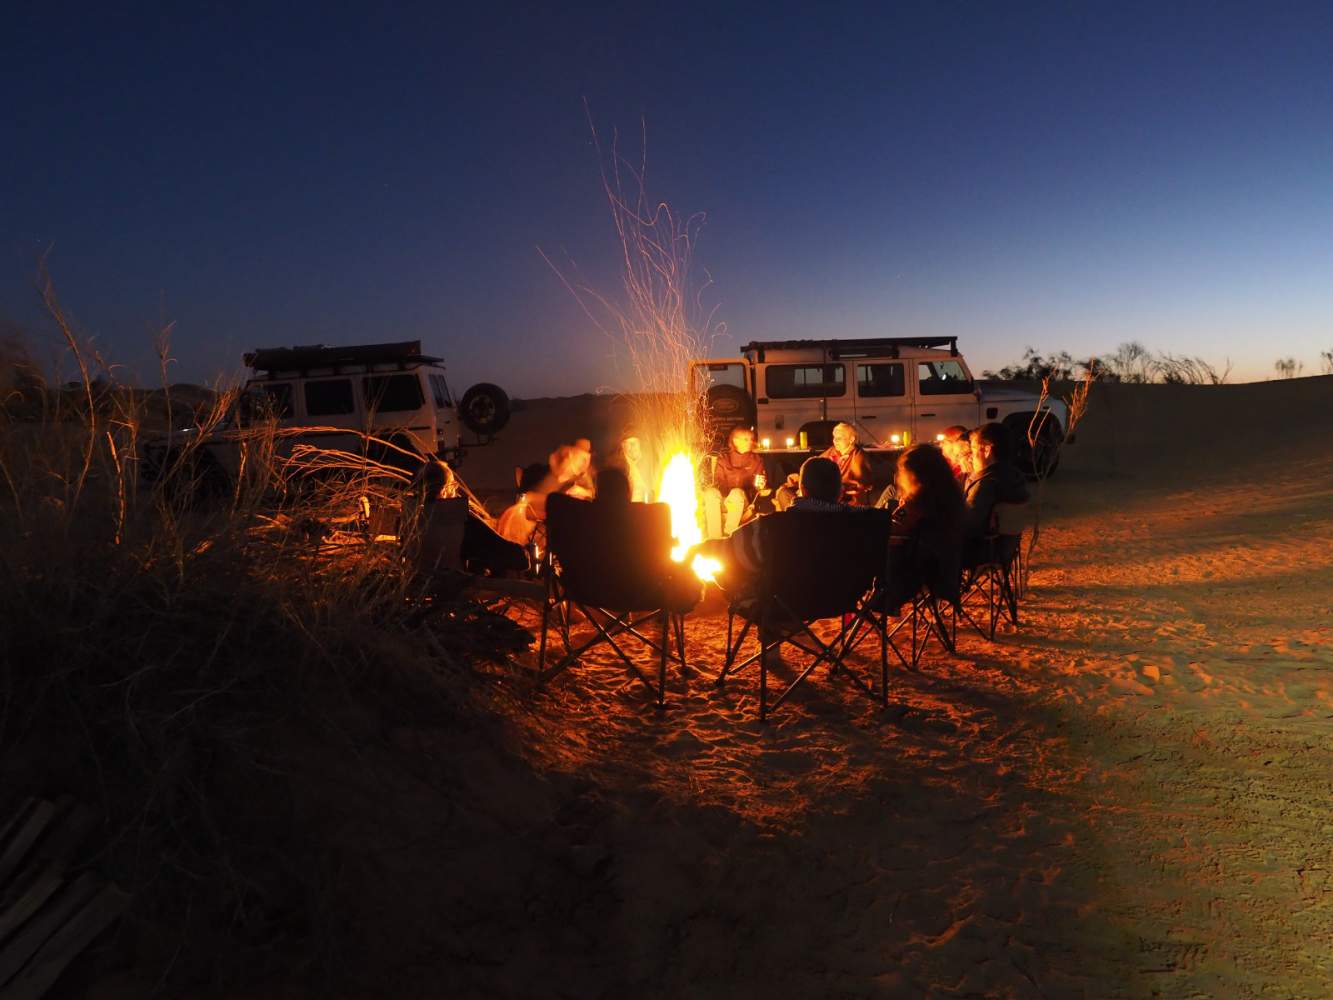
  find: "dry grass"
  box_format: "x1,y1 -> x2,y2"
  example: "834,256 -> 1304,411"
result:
0,275 -> 527,991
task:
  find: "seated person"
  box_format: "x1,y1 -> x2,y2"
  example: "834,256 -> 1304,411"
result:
884,445 -> 966,610
495,461 -> 549,546
963,422 -> 1030,558
605,428 -> 650,502
411,460 -> 529,579
569,437 -> 596,496
699,456 -> 851,666
514,442 -> 596,533
776,422 -> 873,509
701,426 -> 767,538
939,425 -> 973,485
703,456 -> 848,596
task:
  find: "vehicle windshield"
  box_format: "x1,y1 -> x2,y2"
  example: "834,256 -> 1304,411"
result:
236,383 -> 294,426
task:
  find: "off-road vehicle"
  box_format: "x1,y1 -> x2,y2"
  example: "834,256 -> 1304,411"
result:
143,340 -> 510,484
691,336 -> 1066,473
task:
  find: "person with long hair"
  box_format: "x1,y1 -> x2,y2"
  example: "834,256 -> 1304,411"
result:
885,445 -> 966,609
892,444 -> 966,536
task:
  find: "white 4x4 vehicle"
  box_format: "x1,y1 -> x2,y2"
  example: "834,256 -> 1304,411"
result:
691,337 -> 1066,473
144,341 -> 510,485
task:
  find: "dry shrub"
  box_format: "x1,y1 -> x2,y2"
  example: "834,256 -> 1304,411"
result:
0,272 -> 525,990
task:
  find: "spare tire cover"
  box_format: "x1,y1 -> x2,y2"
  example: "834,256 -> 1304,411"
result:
459,382 -> 511,435
703,384 -> 756,447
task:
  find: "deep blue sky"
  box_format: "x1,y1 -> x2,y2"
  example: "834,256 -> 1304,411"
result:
4,1 -> 1331,393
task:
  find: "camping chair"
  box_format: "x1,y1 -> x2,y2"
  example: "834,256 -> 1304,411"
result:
715,509 -> 892,721
842,516 -> 963,672
405,497 -> 546,627
957,500 -> 1029,641
537,494 -> 700,706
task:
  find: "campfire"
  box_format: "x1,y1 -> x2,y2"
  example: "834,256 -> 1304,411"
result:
658,451 -> 720,583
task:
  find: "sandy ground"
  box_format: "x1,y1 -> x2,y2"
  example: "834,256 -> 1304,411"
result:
188,377 -> 1329,999
436,377 -> 1333,998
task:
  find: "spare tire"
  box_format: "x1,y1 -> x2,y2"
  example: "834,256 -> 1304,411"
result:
703,383 -> 756,449
459,382 -> 511,436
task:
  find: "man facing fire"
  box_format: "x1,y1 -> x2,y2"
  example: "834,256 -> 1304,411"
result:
700,426 -> 767,539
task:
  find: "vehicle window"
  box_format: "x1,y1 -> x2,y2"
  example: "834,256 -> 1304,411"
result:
238,383 -> 293,424
695,362 -> 747,392
429,374 -> 452,408
856,363 -> 905,398
917,360 -> 974,396
304,378 -> 355,416
363,374 -> 425,412
765,364 -> 846,399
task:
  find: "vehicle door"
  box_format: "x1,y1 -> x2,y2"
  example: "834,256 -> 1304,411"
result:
427,372 -> 459,453
362,372 -> 431,454
912,358 -> 981,443
757,360 -> 848,450
301,376 -> 362,458
224,381 -> 297,478
690,359 -> 753,450
851,361 -> 911,448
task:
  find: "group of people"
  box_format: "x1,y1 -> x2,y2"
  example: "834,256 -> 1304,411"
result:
700,422 -> 874,538
699,420 -> 1030,607
407,418 -> 1030,607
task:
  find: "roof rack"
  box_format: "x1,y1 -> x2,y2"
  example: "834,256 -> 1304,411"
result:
738,336 -> 958,360
243,341 -> 443,373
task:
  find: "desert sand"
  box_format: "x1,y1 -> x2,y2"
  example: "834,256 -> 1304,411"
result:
281,376 -> 1332,999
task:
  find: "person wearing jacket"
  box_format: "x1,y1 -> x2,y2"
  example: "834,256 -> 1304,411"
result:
776,422 -> 874,509
886,445 -> 967,610
701,426 -> 767,538
963,422 -> 1030,548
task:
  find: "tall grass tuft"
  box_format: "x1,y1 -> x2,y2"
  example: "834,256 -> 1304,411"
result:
0,273 -> 522,989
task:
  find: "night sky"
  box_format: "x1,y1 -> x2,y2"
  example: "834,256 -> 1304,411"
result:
4,1 -> 1332,395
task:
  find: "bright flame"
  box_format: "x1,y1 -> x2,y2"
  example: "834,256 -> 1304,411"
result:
658,451 -> 703,562
691,553 -> 721,583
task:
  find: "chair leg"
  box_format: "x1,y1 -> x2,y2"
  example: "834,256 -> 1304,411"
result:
657,610 -> 669,707
537,582 -> 553,677
879,606 -> 889,708
911,598 -> 922,669
675,614 -> 688,671
718,613 -> 754,684
759,631 -> 769,723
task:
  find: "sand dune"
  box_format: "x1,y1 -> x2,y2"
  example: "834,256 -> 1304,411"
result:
299,376 -> 1332,998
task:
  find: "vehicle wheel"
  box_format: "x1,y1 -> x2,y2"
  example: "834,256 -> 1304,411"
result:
1006,413 -> 1062,478
459,383 -> 511,436
702,384 -> 756,448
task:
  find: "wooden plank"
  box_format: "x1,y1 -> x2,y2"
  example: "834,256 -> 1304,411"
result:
0,864 -> 64,945
0,875 -> 97,988
0,805 -> 56,894
0,883 -> 130,1000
